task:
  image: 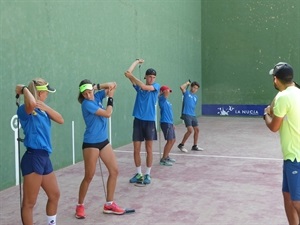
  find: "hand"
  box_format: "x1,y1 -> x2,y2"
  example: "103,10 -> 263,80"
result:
136,59 -> 144,64
15,84 -> 25,95
107,87 -> 115,97
109,82 -> 117,90
36,100 -> 49,111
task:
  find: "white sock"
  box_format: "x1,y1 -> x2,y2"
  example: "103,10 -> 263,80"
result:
47,215 -> 56,225
145,167 -> 151,175
136,166 -> 142,174
106,201 -> 113,205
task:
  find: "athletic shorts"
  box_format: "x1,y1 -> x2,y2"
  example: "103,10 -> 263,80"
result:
181,114 -> 198,127
82,139 -> 109,151
133,118 -> 157,142
21,148 -> 53,176
160,122 -> 175,140
282,159 -> 300,201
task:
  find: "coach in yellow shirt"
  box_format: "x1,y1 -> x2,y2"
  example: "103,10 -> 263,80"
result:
264,62 -> 300,225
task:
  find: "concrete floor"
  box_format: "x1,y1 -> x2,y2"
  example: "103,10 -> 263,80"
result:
0,116 -> 287,225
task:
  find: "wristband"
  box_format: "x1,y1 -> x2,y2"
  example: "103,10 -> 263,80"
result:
21,86 -> 28,94
107,97 -> 113,107
97,83 -> 100,90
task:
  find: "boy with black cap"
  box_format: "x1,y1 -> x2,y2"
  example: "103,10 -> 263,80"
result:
264,62 -> 300,225
124,59 -> 160,185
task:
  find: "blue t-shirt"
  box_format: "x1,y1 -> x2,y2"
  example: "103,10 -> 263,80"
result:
182,90 -> 198,116
81,90 -> 108,143
158,95 -> 173,124
132,83 -> 160,121
17,104 -> 52,153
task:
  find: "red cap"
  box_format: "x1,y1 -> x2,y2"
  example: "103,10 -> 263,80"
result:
160,85 -> 172,92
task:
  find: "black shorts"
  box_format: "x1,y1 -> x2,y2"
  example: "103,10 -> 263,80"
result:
160,122 -> 176,140
133,118 -> 157,141
82,139 -> 110,151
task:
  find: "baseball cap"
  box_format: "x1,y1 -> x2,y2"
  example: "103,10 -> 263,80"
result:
160,85 -> 172,92
145,68 -> 156,76
36,83 -> 56,93
269,62 -> 293,81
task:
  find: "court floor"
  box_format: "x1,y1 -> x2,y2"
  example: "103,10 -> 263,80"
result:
0,116 -> 287,225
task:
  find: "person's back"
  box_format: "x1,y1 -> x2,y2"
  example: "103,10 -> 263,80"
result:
273,86 -> 300,160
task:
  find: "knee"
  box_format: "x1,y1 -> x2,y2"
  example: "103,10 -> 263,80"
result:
186,128 -> 193,134
22,198 -> 37,209
109,167 -> 119,178
83,174 -> 94,184
49,189 -> 60,202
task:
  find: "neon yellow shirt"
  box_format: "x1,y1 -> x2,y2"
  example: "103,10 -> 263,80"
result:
273,86 -> 300,162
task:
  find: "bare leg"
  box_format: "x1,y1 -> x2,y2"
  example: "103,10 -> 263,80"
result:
21,173 -> 42,225
180,126 -> 193,145
163,139 -> 176,159
283,191 -> 300,225
99,144 -> 118,202
193,126 -> 199,146
41,172 -> 60,216
145,140 -> 153,167
77,148 -> 98,204
133,141 -> 142,167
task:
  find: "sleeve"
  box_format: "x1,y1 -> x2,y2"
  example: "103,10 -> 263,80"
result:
273,93 -> 289,118
82,100 -> 99,115
17,104 -> 30,121
153,83 -> 160,92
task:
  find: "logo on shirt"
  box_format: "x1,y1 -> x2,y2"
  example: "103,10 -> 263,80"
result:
292,171 -> 298,175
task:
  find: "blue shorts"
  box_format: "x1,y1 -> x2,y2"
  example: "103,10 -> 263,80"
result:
133,118 -> 157,141
181,114 -> 198,127
21,148 -> 53,176
282,159 -> 300,201
82,139 -> 109,151
160,122 -> 175,140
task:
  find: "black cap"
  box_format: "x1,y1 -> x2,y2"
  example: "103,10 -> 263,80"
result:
145,68 -> 156,76
269,62 -> 293,82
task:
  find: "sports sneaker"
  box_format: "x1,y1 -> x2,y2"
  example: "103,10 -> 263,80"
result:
103,202 -> 125,215
178,144 -> 188,153
160,158 -> 173,166
191,145 -> 204,151
75,204 -> 86,219
166,156 -> 176,163
143,174 -> 151,184
129,173 -> 143,183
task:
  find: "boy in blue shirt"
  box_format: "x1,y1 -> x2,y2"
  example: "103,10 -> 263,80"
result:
124,59 -> 160,184
178,81 -> 204,152
158,85 -> 176,166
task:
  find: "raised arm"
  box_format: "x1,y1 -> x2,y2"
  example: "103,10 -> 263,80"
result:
180,81 -> 191,93
36,101 -> 64,124
15,84 -> 36,114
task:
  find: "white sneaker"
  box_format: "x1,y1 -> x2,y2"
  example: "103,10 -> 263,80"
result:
191,145 -> 204,151
178,144 -> 188,153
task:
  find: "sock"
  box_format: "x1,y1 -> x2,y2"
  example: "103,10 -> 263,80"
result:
145,167 -> 151,175
136,166 -> 142,174
47,215 -> 56,225
106,201 -> 113,205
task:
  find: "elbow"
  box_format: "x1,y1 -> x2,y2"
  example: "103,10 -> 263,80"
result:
58,118 -> 64,124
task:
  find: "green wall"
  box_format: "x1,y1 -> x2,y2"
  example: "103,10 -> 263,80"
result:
0,0 -> 201,190
202,0 -> 300,104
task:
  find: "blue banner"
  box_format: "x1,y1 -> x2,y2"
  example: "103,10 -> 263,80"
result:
202,104 -> 267,116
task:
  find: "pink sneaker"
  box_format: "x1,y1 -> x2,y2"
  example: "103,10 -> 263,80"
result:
103,202 -> 125,215
75,204 -> 86,219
